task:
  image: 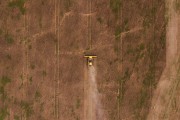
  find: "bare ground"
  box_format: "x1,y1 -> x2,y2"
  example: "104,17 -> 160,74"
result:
147,0 -> 180,119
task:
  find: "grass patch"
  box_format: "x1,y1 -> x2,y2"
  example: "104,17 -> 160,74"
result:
28,45 -> 32,50
64,0 -> 72,12
0,76 -> 11,86
143,65 -> 156,87
142,6 -> 157,29
42,70 -> 47,76
4,34 -> 14,44
35,91 -> 41,100
0,29 -> 3,35
0,76 -> 11,101
0,107 -> 9,120
29,77 -> 32,84
20,101 -> 34,118
115,26 -> 122,40
97,17 -> 103,24
6,54 -> 12,60
76,98 -> 80,109
117,75 -> 127,104
30,64 -> 35,70
8,0 -> 26,15
14,115 -> 20,120
110,0 -> 122,16
136,88 -> 149,109
175,1 -> 180,12
160,25 -> 166,49
123,19 -> 130,31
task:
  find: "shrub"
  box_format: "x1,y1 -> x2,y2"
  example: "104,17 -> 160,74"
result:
20,101 -> 34,118
8,0 -> 26,14
0,76 -> 11,86
5,34 -> 14,44
110,0 -> 122,14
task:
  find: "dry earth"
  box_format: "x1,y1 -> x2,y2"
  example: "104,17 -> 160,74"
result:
147,0 -> 180,119
0,0 -> 168,120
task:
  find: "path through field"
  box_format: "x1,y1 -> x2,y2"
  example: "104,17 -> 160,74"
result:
147,0 -> 180,119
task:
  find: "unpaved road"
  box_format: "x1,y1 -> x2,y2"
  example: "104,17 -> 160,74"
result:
147,0 -> 180,119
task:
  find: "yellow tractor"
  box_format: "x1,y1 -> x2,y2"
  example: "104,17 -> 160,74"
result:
84,55 -> 97,66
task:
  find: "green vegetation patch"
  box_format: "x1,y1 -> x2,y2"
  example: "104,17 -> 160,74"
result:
8,0 -> 26,14
64,0 -> 72,11
0,107 -> 9,120
76,98 -> 80,109
97,17 -> 103,24
0,76 -> 11,101
0,29 -> 3,35
4,34 -> 14,44
42,70 -> 47,76
115,26 -> 122,40
35,90 -> 41,100
20,101 -> 34,118
175,1 -> 180,12
0,76 -> 11,86
110,0 -> 122,15
14,115 -> 20,120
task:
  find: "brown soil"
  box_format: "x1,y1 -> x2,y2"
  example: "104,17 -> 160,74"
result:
0,0 -> 167,120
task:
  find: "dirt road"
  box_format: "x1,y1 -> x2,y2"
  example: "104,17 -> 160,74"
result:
147,0 -> 180,119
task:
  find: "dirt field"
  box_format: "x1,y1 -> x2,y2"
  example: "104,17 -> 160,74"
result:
0,0 -> 168,120
147,0 -> 180,119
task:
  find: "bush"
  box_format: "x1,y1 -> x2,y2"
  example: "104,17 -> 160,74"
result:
176,1 -> 180,12
20,101 -> 34,118
0,76 -> 11,86
110,0 -> 122,14
5,34 -> 14,44
8,0 -> 26,14
0,107 -> 9,120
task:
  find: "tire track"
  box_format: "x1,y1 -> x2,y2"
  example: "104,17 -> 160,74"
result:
54,0 -> 60,119
54,0 -> 57,119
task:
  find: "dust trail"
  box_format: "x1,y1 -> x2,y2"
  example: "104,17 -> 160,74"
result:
85,66 -> 105,120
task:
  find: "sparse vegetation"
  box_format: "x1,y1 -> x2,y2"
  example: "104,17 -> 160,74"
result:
0,76 -> 11,86
76,98 -> 80,109
0,107 -> 9,120
175,1 -> 180,12
4,34 -> 14,44
117,75 -> 126,104
14,115 -> 20,120
110,0 -> 122,15
160,29 -> 166,49
64,0 -> 72,11
6,54 -> 11,60
42,70 -> 47,76
39,16 -> 42,28
115,26 -> 121,40
19,74 -> 23,81
123,19 -> 129,31
35,90 -> 41,100
30,64 -> 35,70
136,88 -> 150,109
40,102 -> 44,112
0,29 -> 3,35
29,76 -> 32,84
28,45 -> 32,50
8,0 -> 26,15
97,17 -> 103,24
0,76 -> 11,101
20,101 -> 34,118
